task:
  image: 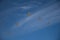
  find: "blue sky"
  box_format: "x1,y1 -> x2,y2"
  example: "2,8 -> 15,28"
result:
0,0 -> 60,40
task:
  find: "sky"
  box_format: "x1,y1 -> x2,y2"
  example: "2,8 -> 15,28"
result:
0,0 -> 60,40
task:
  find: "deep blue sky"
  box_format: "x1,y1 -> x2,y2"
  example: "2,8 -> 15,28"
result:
0,0 -> 60,40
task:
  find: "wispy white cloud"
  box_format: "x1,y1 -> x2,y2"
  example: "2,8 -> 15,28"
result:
11,3 -> 60,35
20,6 -> 32,10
